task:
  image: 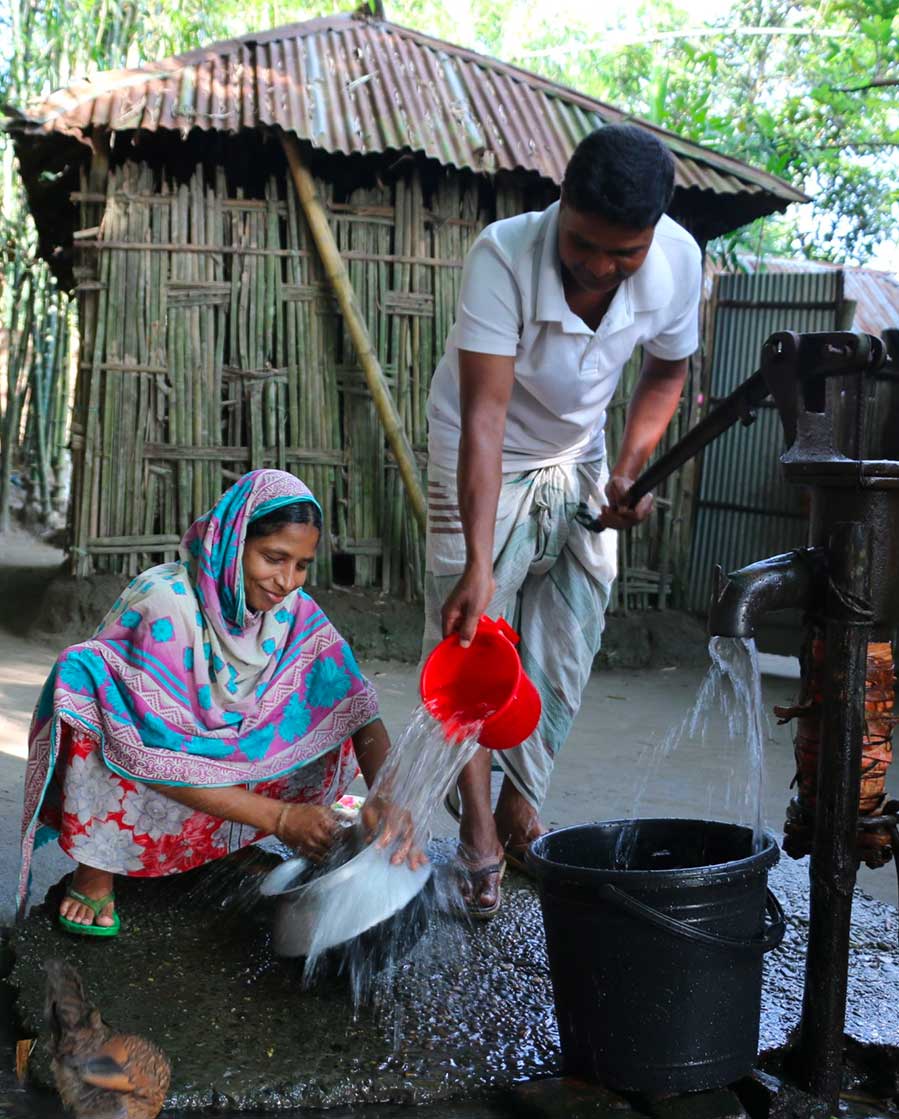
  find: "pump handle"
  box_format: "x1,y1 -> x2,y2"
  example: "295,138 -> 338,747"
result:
575,330 -> 884,534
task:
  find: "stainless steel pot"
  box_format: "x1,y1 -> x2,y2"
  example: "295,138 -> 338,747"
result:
260,836 -> 433,958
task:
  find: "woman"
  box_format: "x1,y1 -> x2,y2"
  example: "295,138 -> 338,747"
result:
19,469 -> 416,936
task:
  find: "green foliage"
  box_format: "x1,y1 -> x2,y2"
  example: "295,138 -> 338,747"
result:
0,0 -> 225,529
484,0 -> 899,263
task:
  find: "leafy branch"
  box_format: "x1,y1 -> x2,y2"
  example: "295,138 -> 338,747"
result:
833,75 -> 899,92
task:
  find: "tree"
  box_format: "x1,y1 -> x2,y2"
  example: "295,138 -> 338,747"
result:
484,0 -> 899,263
0,0 -> 222,530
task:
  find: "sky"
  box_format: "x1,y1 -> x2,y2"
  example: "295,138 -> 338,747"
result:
869,242 -> 899,276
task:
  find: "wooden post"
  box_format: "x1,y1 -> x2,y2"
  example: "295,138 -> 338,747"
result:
280,134 -> 427,532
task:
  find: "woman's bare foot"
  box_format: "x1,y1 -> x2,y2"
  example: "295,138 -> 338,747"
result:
59,864 -> 116,928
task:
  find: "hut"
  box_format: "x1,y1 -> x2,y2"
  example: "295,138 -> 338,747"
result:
9,12 -> 806,604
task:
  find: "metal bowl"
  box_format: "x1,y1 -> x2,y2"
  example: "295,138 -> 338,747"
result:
260,836 -> 433,958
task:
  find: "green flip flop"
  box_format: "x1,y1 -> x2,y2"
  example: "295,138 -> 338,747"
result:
58,887 -> 121,937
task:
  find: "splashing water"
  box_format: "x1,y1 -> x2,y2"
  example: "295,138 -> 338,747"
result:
620,636 -> 769,865
299,704 -> 482,1005
364,703 -> 483,852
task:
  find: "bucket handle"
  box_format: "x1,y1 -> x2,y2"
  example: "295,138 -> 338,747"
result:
598,883 -> 785,954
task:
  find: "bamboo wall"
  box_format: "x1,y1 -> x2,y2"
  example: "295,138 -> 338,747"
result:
604,346 -> 702,613
70,154 -> 493,594
69,149 -> 698,609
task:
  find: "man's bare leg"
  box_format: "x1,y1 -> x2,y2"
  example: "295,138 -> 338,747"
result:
493,776 -> 546,855
457,748 -> 504,910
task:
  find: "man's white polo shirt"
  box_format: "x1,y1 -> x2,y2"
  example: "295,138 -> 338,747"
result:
426,200 -> 702,473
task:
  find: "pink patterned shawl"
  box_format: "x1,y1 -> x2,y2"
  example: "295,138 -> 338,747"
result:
19,470 -> 378,913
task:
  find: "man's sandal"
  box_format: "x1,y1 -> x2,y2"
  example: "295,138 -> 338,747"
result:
456,849 -> 506,920
504,831 -> 548,879
58,888 -> 121,937
503,843 -> 533,878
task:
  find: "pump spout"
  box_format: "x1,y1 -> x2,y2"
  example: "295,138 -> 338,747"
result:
708,548 -> 827,638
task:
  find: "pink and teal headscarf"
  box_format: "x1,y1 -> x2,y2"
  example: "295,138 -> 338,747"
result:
21,470 -> 378,901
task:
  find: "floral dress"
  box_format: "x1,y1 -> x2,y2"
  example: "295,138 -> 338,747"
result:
39,723 -> 358,877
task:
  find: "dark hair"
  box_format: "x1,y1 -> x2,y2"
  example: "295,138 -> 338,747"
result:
561,124 -> 675,229
246,500 -> 323,540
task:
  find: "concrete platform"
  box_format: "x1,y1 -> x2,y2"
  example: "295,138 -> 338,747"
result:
13,852 -> 558,1111
10,843 -> 899,1112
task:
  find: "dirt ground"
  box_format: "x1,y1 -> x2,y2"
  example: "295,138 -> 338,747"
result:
17,565 -> 714,671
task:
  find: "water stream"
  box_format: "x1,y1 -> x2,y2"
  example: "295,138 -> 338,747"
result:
298,705 -> 482,1005
621,636 -> 769,864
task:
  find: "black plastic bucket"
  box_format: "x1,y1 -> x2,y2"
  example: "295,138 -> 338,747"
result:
527,819 -> 784,1095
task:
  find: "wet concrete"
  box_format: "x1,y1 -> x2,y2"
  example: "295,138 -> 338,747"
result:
9,838 -> 899,1114
4,556 -> 899,1116
11,846 -> 558,1111
759,855 -> 899,1055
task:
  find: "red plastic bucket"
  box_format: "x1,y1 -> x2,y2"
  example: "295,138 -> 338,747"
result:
419,615 -> 542,750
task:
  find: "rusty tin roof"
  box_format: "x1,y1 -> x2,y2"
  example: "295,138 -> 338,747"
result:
17,14 -> 806,209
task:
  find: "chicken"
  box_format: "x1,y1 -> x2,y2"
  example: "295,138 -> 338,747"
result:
43,959 -> 171,1119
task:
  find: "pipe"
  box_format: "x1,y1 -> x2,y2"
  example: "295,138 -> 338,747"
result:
797,522 -> 873,1109
625,369 -> 771,511
707,548 -> 827,639
628,333 -> 881,513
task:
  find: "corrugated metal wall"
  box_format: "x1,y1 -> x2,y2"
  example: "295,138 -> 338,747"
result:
687,271 -> 845,612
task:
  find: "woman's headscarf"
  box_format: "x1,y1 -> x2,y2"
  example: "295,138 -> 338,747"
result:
22,471 -> 379,875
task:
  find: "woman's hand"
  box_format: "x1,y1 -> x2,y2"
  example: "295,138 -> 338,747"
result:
275,803 -> 340,862
361,795 -> 428,870
150,781 -> 341,862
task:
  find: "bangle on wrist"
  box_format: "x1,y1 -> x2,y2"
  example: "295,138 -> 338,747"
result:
274,803 -> 290,841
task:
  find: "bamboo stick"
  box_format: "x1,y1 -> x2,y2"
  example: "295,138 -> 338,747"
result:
188,166 -> 207,512
0,276 -> 34,533
74,144 -> 112,576
210,176 -> 225,502
127,166 -> 151,573
284,176 -> 302,472
280,135 -> 426,532
72,192 -> 480,229
50,300 -> 71,503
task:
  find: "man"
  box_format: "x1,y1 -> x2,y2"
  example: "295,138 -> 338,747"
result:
422,124 -> 702,916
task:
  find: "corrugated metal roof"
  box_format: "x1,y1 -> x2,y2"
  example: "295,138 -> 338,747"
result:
716,256 -> 899,338
19,13 -> 806,209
